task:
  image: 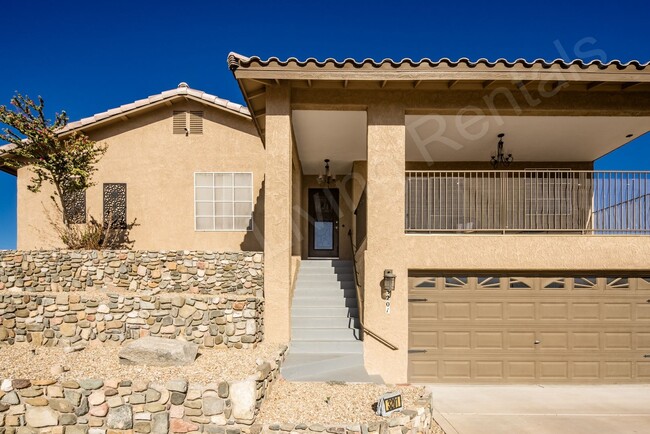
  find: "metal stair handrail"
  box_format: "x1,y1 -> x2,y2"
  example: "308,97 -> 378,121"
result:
348,229 -> 398,351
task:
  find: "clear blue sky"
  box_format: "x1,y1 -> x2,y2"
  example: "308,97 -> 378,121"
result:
1,0 -> 649,249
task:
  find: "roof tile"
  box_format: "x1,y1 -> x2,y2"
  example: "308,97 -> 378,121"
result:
228,52 -> 649,71
55,86 -> 250,134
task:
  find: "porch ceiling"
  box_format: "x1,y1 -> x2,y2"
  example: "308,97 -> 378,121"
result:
292,110 -> 367,175
292,111 -> 650,172
405,115 -> 650,162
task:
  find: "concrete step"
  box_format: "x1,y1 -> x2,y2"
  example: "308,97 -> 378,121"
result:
289,340 -> 364,354
292,316 -> 361,329
291,327 -> 361,341
281,353 -> 359,375
295,281 -> 356,291
292,296 -> 358,308
291,306 -> 359,318
299,266 -> 353,274
281,353 -> 382,383
284,365 -> 383,383
300,260 -> 353,269
297,273 -> 355,283
294,288 -> 357,298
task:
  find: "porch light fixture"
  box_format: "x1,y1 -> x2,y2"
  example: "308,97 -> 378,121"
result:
317,159 -> 336,186
381,269 -> 396,300
490,133 -> 513,169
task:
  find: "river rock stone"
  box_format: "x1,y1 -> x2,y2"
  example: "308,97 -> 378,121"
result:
151,412 -> 169,434
107,404 -> 133,429
1,391 -> 19,405
49,398 -> 74,413
202,396 -> 225,416
25,406 -> 58,428
79,379 -> 103,390
119,336 -> 198,366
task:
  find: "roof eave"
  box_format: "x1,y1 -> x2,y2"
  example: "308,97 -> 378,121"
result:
59,92 -> 251,137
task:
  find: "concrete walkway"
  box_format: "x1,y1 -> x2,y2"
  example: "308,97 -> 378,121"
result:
426,385 -> 650,434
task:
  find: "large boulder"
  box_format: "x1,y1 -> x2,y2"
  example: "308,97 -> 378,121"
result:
230,379 -> 256,422
118,337 -> 199,366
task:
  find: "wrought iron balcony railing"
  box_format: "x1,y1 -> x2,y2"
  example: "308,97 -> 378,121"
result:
406,170 -> 650,234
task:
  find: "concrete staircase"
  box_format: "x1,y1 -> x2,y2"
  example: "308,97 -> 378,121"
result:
281,260 -> 382,383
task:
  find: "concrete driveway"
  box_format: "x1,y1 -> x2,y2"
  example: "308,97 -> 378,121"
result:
426,385 -> 650,434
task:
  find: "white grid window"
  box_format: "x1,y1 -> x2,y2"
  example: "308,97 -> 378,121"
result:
195,173 -> 253,231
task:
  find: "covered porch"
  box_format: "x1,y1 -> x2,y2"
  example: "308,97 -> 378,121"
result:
229,54 -> 650,382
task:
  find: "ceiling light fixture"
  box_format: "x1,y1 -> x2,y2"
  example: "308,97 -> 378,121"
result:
490,133 -> 513,169
317,159 -> 336,186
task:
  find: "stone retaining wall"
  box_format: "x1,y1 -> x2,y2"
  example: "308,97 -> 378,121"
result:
0,347 -> 287,434
0,251 -> 263,296
0,292 -> 263,349
257,395 -> 435,434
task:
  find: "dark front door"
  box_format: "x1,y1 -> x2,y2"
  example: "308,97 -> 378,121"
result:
308,188 -> 339,258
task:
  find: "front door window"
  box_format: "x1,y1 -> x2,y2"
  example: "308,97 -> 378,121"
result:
308,188 -> 339,257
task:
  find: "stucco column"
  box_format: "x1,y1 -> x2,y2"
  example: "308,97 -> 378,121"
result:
363,103 -> 408,383
264,85 -> 293,343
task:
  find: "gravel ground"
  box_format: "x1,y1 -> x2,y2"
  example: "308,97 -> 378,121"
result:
258,379 -> 436,425
0,341 -> 283,384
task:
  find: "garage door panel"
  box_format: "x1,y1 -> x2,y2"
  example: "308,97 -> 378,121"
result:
409,330 -> 438,350
441,302 -> 471,320
603,303 -> 633,320
408,358 -> 438,382
604,332 -> 632,350
506,302 -> 536,320
441,331 -> 471,350
539,332 -> 569,350
540,361 -> 569,380
572,303 -> 600,320
636,333 -> 650,350
636,304 -> 650,321
539,302 -> 570,320
572,361 -> 600,379
508,331 -> 537,350
572,332 -> 601,350
474,302 -> 503,320
637,362 -> 650,379
475,331 -> 504,349
506,361 -> 536,380
475,361 -> 504,379
409,273 -> 649,383
604,361 -> 633,379
409,301 -> 438,321
442,360 -> 471,379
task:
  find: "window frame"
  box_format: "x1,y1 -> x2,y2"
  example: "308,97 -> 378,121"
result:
194,172 -> 254,232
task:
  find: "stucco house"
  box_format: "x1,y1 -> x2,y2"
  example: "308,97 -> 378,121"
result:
2,55 -> 650,384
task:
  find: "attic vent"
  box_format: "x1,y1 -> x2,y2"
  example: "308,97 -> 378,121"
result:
189,111 -> 203,134
173,111 -> 187,135
172,110 -> 203,135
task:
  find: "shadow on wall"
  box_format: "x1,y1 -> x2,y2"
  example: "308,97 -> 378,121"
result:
241,179 -> 265,251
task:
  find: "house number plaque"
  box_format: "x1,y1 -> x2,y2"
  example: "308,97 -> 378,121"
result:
376,392 -> 403,416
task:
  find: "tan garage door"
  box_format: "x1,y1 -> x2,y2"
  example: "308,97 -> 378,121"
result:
408,273 -> 650,383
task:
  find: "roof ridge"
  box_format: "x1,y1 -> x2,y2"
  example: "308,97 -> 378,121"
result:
60,85 -> 250,134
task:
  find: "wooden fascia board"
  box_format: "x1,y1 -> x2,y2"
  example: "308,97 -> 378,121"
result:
234,68 -> 650,83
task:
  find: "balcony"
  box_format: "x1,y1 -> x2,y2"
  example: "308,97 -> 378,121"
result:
406,170 -> 650,235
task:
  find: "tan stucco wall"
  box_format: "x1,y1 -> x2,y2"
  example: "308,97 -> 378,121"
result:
263,85 -> 293,343
17,100 -> 264,252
